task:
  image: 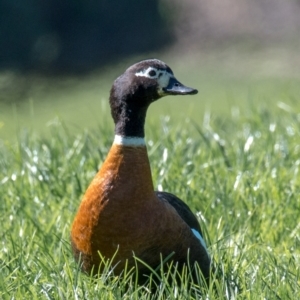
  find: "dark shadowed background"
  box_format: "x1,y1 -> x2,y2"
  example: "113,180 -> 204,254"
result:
0,0 -> 173,72
1,0 -> 300,73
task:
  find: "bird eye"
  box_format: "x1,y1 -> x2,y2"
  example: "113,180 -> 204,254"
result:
149,70 -> 157,77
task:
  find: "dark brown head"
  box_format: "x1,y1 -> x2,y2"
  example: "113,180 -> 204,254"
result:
109,59 -> 198,137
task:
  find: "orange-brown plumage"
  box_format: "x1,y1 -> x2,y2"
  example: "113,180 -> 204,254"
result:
71,59 -> 210,283
71,144 -> 210,276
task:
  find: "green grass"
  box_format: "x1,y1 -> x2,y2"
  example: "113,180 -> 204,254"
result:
1,55 -> 300,298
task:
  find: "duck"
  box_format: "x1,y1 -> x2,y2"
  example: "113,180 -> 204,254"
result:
71,58 -> 211,284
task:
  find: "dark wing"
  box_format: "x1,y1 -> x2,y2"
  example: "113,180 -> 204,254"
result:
155,191 -> 203,236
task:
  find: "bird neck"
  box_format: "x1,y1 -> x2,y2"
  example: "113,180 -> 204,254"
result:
113,104 -> 148,138
101,143 -> 154,201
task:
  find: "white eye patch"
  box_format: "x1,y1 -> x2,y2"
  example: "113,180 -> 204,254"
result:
135,67 -> 174,92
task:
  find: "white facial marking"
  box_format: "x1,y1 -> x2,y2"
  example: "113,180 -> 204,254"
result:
113,135 -> 145,147
135,67 -> 174,95
191,228 -> 209,255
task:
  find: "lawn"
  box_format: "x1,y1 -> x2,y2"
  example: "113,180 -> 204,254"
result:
0,52 -> 299,299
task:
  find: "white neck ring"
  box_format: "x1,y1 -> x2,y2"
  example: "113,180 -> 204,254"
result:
113,135 -> 146,147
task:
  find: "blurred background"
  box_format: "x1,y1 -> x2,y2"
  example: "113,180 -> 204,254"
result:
1,0 -> 300,140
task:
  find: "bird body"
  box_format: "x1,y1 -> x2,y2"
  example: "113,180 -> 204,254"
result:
71,59 -> 210,282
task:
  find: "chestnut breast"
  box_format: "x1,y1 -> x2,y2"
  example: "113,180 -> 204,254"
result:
71,144 -> 208,275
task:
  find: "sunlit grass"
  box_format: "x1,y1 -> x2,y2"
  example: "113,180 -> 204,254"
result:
1,51 -> 300,298
1,90 -> 299,298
